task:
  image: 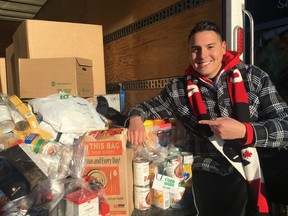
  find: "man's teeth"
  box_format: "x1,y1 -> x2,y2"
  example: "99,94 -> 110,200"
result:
197,62 -> 209,67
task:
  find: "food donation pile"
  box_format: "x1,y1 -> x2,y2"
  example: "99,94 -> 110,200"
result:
0,93 -> 108,216
0,93 -> 193,216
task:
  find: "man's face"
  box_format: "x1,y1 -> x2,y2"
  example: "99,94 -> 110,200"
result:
189,30 -> 226,78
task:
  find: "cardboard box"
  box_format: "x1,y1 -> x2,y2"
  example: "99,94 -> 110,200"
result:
5,44 -> 16,95
83,128 -> 134,216
13,20 -> 106,95
18,57 -> 94,98
0,58 -> 7,94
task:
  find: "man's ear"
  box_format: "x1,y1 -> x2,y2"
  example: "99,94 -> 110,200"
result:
222,41 -> 227,54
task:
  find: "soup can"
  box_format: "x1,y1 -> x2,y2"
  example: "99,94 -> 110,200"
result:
165,155 -> 184,181
134,185 -> 151,210
133,157 -> 150,187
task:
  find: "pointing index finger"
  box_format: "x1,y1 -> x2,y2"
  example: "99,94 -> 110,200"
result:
198,119 -> 217,126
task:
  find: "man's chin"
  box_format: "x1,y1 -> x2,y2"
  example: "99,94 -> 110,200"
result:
196,69 -> 207,75
197,70 -> 213,78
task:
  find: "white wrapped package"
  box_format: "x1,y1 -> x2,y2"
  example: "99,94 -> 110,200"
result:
29,93 -> 106,135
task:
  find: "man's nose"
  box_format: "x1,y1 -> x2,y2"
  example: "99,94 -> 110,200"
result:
199,48 -> 208,58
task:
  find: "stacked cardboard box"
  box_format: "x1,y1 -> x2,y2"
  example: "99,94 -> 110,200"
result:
5,20 -> 106,98
17,57 -> 94,98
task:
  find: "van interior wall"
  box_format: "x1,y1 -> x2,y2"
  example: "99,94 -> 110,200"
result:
0,0 -> 222,113
35,0 -> 181,35
0,21 -> 20,57
103,0 -> 222,113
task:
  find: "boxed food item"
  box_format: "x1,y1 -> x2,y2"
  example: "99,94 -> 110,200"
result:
12,20 -> 106,95
8,94 -> 39,130
17,57 -> 94,98
8,95 -> 53,140
83,128 -> 134,216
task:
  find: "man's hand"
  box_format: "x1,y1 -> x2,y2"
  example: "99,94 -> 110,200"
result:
127,116 -> 146,146
198,117 -> 246,140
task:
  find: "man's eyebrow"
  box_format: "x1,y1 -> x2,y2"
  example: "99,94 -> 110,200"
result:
206,42 -> 216,46
190,42 -> 217,49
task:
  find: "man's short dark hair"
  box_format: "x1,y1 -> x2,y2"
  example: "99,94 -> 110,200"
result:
188,21 -> 223,41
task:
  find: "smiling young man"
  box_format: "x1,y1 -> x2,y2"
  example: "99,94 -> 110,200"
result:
188,25 -> 226,79
127,21 -> 288,215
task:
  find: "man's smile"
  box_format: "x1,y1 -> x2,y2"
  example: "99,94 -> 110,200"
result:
196,60 -> 213,67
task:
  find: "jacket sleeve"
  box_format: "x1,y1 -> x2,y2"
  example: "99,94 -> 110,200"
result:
247,65 -> 288,148
126,78 -> 185,122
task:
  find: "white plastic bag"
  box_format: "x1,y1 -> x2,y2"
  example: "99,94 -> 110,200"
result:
29,93 -> 106,135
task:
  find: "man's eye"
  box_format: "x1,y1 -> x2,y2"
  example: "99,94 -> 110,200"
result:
208,46 -> 214,49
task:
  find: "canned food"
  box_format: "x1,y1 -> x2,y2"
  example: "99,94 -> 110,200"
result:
10,110 -> 29,131
134,185 -> 151,210
170,184 -> 185,209
166,155 -> 184,181
133,157 -> 150,187
152,188 -> 170,209
24,133 -> 60,155
182,152 -> 193,186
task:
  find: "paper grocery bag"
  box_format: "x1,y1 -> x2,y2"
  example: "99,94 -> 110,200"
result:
83,128 -> 134,216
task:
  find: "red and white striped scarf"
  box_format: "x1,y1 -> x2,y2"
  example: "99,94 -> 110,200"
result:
185,51 -> 269,214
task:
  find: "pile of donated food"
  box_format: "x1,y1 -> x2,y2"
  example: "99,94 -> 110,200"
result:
0,92 -> 193,216
0,92 -> 110,215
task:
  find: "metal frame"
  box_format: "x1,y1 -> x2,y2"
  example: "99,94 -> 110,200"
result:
107,77 -> 180,92
0,0 -> 47,21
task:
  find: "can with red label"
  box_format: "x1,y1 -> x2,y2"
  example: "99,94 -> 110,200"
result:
165,155 -> 184,181
133,157 -> 150,187
134,185 -> 151,210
